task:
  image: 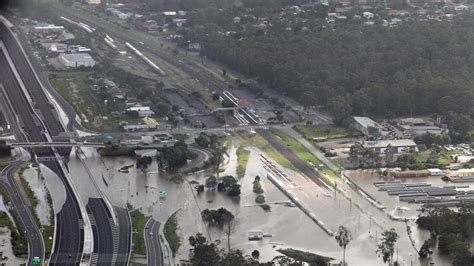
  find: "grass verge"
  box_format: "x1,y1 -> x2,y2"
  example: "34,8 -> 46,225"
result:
19,166 -> 54,256
163,211 -> 180,258
130,209 -> 150,255
271,129 -> 338,182
0,156 -> 14,172
0,186 -> 27,257
236,147 -> 250,179
293,124 -> 350,140
237,132 -> 297,171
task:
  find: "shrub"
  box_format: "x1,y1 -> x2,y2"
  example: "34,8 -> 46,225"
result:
255,195 -> 265,204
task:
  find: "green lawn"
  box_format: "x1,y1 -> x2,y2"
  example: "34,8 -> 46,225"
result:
236,147 -> 250,179
414,151 -> 452,168
130,209 -> 150,255
293,124 -> 350,140
237,132 -> 297,171
163,211 -> 180,258
49,72 -> 102,130
270,129 -> 338,182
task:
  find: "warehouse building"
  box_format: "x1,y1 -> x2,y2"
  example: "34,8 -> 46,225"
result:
352,116 -> 382,137
126,105 -> 155,117
58,53 -> 95,68
362,139 -> 418,154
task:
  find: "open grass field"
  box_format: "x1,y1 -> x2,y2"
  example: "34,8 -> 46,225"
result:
237,131 -> 297,171
293,124 -> 350,141
130,209 -> 150,255
236,147 -> 250,179
271,129 -> 338,180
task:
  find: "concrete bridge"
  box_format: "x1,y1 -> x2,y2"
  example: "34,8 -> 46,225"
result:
10,142 -> 107,148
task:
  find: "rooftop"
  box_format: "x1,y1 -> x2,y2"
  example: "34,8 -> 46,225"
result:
59,53 -> 94,61
363,139 -> 417,148
353,116 -> 380,129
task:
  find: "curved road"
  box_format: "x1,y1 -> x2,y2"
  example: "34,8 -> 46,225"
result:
0,22 -> 84,264
179,146 -> 212,174
0,161 -> 44,266
144,218 -> 163,266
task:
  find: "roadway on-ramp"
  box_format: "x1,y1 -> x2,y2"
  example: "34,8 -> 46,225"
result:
144,218 -> 163,266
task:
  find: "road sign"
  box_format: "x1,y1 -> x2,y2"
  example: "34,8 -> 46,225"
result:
159,191 -> 167,199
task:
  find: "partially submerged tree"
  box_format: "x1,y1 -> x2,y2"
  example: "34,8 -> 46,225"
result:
206,176 -> 218,190
335,225 -> 352,266
377,228 -> 399,264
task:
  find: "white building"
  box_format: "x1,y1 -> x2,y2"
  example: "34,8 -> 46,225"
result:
363,12 -> 374,19
127,105 -> 155,117
172,18 -> 187,27
352,116 -> 382,137
42,42 -> 67,53
33,24 -> 64,32
117,12 -> 132,20
67,45 -> 91,53
454,4 -> 469,12
362,139 -> 418,154
427,168 -> 443,176
58,53 -> 96,68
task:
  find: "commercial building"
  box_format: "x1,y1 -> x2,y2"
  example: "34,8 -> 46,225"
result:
427,168 -> 443,176
398,117 -> 448,137
33,23 -> 64,32
352,116 -> 382,137
362,139 -> 418,154
58,53 -> 95,68
127,105 -> 155,117
122,124 -> 157,132
406,126 -> 447,137
41,42 -> 67,53
67,45 -> 91,53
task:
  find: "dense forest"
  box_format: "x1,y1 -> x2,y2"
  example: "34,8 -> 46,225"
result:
184,16 -> 474,132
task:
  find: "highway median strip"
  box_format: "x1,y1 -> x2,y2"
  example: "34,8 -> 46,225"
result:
130,208 -> 150,255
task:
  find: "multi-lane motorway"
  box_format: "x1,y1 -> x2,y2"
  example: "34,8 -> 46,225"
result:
0,15 -> 133,264
0,21 -> 85,264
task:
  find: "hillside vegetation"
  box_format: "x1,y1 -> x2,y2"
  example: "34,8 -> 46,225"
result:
187,17 -> 474,138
